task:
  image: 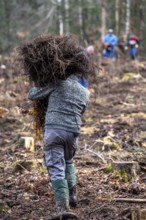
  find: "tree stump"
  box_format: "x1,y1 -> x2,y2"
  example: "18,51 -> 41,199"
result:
131,209 -> 146,220
112,161 -> 140,181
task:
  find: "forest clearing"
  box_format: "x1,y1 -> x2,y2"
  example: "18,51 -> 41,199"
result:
1,55 -> 146,220
1,1 -> 146,219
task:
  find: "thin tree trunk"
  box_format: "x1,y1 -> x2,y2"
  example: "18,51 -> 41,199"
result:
64,0 -> 69,34
115,0 -> 119,36
78,0 -> 84,41
57,0 -> 63,35
101,0 -> 107,40
125,0 -> 130,36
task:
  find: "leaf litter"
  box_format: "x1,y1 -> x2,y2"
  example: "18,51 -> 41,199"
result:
1,56 -> 146,219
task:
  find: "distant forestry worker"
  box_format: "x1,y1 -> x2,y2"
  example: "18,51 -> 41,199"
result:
102,29 -> 118,59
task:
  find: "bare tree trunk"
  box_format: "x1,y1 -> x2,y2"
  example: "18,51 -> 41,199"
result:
125,0 -> 130,36
78,0 -> 84,41
115,0 -> 119,36
64,0 -> 69,34
101,0 -> 107,40
57,0 -> 64,35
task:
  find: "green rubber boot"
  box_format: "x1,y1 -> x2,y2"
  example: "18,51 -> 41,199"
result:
52,179 -> 69,212
65,164 -> 77,207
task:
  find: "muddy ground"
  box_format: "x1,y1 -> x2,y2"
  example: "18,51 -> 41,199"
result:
0,56 -> 146,220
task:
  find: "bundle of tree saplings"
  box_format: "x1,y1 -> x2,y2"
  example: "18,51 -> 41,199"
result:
17,34 -> 92,138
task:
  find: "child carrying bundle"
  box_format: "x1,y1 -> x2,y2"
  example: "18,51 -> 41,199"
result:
17,34 -> 93,218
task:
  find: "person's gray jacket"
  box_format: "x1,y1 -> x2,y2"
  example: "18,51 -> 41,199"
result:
28,75 -> 89,134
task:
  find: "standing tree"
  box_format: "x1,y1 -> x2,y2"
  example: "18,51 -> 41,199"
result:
125,0 -> 130,36
115,0 -> 119,36
101,0 -> 107,40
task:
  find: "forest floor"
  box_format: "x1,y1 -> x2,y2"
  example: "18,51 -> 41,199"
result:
1,56 -> 146,220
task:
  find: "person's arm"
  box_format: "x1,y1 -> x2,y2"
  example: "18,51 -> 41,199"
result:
28,84 -> 55,100
103,34 -> 107,44
136,38 -> 139,45
81,90 -> 90,115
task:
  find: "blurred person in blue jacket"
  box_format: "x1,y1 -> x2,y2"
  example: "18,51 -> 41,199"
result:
102,29 -> 118,59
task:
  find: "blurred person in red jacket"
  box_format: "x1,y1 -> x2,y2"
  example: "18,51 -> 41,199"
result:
127,33 -> 139,60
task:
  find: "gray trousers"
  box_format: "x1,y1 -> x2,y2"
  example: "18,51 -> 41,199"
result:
43,129 -> 78,181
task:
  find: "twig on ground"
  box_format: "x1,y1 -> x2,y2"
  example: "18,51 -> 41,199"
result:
86,148 -> 106,164
85,140 -> 101,150
96,197 -> 146,203
89,205 -> 117,215
88,204 -> 105,215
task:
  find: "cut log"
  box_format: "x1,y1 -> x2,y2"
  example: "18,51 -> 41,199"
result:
21,137 -> 34,152
138,209 -> 146,220
131,209 -> 146,220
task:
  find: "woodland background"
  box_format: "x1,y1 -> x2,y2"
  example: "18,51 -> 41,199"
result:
1,1 -> 146,220
0,0 -> 146,55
